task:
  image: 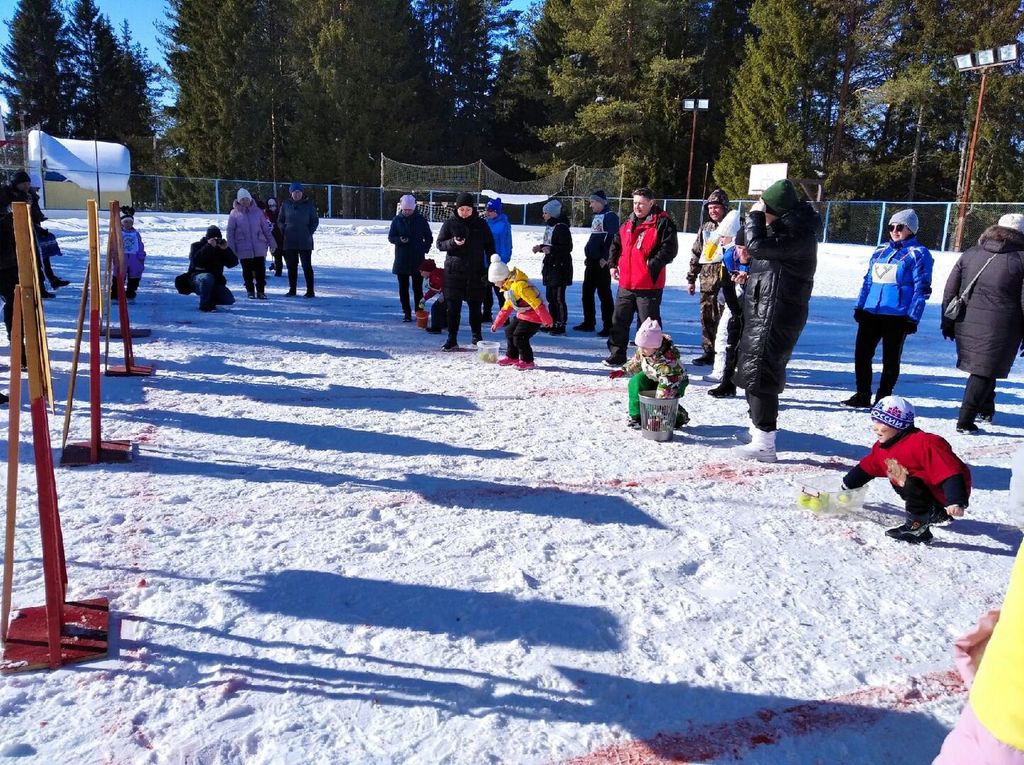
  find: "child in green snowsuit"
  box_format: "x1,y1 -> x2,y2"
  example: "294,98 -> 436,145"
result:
610,317 -> 689,429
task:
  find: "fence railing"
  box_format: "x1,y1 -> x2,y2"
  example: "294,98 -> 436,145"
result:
3,166 -> 1021,252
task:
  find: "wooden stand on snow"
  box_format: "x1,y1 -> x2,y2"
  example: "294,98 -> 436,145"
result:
104,201 -> 152,376
2,202 -> 109,672
60,200 -> 132,466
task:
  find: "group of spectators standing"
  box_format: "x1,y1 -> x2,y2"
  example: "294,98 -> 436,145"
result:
182,182 -> 319,311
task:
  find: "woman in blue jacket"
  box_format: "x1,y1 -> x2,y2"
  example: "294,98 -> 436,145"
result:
483,198 -> 512,321
842,209 -> 933,407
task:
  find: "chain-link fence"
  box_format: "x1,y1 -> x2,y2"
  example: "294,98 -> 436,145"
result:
2,162 -> 1021,251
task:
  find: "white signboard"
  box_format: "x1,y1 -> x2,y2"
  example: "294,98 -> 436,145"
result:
748,163 -> 788,195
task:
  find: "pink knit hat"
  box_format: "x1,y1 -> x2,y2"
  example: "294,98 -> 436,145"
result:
634,317 -> 663,348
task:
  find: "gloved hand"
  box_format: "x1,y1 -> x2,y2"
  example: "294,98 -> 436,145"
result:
608,369 -> 625,379
490,323 -> 499,333
904,320 -> 917,335
853,308 -> 866,323
941,319 -> 956,341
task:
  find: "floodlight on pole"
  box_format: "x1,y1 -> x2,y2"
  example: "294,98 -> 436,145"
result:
952,42 -> 1018,251
682,97 -> 710,232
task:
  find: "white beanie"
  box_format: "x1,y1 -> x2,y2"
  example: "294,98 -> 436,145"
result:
542,199 -> 561,217
236,188 -> 252,202
716,209 -> 741,240
871,395 -> 915,431
888,208 -> 918,234
488,254 -> 511,284
399,194 -> 417,210
997,213 -> 1024,234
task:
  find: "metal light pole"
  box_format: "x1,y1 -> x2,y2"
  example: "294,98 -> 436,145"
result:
952,43 -> 1018,252
681,98 -> 709,233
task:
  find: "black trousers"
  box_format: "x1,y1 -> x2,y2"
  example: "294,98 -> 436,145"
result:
959,373 -> 997,425
853,313 -> 909,398
580,261 -> 613,329
546,285 -> 568,328
241,258 -> 267,295
746,390 -> 779,432
894,475 -> 944,523
482,283 -> 503,318
608,287 -> 662,361
270,247 -> 283,276
721,281 -> 744,384
397,273 -> 424,317
446,297 -> 482,342
505,316 -> 541,362
285,249 -> 314,294
0,266 -> 17,338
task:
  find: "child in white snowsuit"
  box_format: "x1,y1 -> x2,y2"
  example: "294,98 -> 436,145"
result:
841,395 -> 970,544
609,317 -> 689,429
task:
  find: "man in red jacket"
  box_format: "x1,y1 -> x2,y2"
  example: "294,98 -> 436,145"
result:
604,187 -> 679,366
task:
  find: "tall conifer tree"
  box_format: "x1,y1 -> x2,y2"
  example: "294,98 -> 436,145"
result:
0,0 -> 73,135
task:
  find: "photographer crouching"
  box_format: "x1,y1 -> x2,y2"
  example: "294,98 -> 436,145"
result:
187,225 -> 239,312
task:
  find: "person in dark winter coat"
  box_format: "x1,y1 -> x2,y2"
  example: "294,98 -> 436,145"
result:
389,194 -> 433,321
533,198 -> 573,335
278,182 -> 319,297
941,213 -> 1024,433
263,196 -> 285,276
842,208 -> 933,408
1,170 -> 67,298
688,189 -> 731,366
576,189 -> 617,335
188,225 -> 239,312
436,192 -> 496,350
605,187 -> 679,366
732,178 -> 820,462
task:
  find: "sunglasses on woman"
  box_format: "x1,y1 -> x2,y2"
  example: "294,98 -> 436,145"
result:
888,223 -> 906,233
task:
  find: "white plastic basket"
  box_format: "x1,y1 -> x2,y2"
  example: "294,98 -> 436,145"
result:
476,341 -> 500,363
796,474 -> 868,514
638,394 -> 678,442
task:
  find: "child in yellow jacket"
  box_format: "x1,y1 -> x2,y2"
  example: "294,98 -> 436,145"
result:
488,255 -> 553,370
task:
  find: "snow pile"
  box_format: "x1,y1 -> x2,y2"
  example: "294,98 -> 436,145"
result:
0,214 -> 1020,764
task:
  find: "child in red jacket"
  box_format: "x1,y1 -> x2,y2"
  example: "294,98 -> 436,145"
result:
842,395 -> 970,544
418,258 -> 446,334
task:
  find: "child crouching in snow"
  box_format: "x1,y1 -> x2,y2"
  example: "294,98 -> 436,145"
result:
418,258 -> 447,334
487,254 -> 553,370
841,395 -> 970,544
609,317 -> 689,429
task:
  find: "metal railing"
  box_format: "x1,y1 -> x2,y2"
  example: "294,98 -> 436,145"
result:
3,165 -> 1021,252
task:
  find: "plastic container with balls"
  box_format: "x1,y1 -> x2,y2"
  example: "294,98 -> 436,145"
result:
795,474 -> 868,514
476,341 -> 500,363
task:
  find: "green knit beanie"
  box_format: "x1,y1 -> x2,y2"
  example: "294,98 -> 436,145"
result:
760,179 -> 800,215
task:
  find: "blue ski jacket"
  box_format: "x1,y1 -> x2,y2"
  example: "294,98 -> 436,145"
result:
856,236 -> 933,323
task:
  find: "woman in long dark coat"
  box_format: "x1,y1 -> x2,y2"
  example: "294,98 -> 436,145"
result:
436,192 -> 496,350
941,214 -> 1024,433
733,179 -> 820,462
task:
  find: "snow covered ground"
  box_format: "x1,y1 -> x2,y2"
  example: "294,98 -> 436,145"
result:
0,211 -> 1021,764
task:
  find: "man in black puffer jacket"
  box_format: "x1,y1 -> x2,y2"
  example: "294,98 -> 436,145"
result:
436,192 -> 496,350
733,179 -> 820,462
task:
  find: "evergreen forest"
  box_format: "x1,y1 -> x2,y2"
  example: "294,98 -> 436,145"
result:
2,0 -> 1023,202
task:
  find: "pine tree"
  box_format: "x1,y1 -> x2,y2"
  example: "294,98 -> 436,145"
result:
66,0 -> 125,138
0,0 -> 73,135
415,0 -> 518,160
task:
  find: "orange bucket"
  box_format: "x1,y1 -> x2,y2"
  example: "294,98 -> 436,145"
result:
415,309 -> 429,328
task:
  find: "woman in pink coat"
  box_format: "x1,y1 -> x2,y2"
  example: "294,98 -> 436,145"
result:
227,188 -> 275,299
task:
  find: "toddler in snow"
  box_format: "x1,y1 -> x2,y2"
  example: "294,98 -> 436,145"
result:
115,206 -> 146,299
488,254 -> 553,370
418,258 -> 447,334
841,395 -> 970,544
609,317 -> 689,429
